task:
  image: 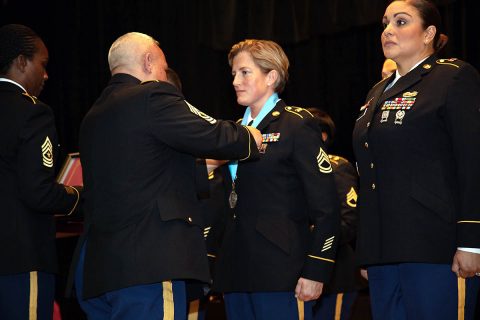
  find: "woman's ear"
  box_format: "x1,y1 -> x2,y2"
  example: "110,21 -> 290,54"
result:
267,69 -> 278,87
424,25 -> 436,46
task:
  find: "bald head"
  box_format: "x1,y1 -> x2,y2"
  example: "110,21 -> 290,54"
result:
108,32 -> 168,82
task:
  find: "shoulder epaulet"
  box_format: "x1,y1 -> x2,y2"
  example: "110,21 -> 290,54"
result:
22,92 -> 38,104
284,106 -> 314,119
371,76 -> 390,90
328,154 -> 349,165
436,58 -> 460,69
236,118 -> 243,124
140,80 -> 160,85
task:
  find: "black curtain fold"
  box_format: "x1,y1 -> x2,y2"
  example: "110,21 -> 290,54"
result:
1,0 -> 477,163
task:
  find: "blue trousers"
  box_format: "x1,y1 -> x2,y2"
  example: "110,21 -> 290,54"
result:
367,263 -> 480,320
224,291 -> 314,320
75,243 -> 187,320
0,271 -> 55,320
313,291 -> 358,320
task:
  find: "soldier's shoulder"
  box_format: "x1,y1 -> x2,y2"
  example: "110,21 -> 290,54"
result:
21,92 -> 39,104
20,92 -> 50,114
433,58 -> 475,74
283,106 -> 314,120
435,57 -> 465,68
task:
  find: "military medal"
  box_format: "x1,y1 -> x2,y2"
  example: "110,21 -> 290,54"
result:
394,110 -> 405,125
380,110 -> 390,123
229,181 -> 238,208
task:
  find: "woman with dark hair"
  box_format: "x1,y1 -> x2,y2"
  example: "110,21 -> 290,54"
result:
0,24 -> 81,319
352,1 -> 480,319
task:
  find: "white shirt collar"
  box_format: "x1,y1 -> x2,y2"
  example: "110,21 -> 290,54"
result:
0,78 -> 27,92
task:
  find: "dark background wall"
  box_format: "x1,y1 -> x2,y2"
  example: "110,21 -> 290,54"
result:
1,0 -> 478,163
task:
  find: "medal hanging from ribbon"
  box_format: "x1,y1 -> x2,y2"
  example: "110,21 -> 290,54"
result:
229,181 -> 238,209
227,93 -> 280,209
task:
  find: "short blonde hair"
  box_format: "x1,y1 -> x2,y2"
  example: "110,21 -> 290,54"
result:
228,39 -> 289,93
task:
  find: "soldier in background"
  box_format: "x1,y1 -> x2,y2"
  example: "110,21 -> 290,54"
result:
308,108 -> 367,320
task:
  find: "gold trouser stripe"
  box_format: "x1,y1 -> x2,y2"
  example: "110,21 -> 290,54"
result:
297,298 -> 304,320
334,293 -> 344,320
458,277 -> 466,320
29,271 -> 38,320
187,299 -> 200,320
163,281 -> 174,319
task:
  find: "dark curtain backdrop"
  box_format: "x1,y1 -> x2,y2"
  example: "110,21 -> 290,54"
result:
1,0 -> 478,163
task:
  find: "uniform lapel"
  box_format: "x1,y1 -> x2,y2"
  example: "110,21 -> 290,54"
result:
361,79 -> 390,125
256,100 -> 285,131
377,55 -> 436,107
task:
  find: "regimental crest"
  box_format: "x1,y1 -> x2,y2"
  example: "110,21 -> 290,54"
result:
185,100 -> 217,124
346,187 -> 358,208
321,236 -> 335,252
41,136 -> 53,168
317,147 -> 332,173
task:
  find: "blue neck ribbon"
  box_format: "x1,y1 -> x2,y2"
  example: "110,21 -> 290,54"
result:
228,93 -> 280,181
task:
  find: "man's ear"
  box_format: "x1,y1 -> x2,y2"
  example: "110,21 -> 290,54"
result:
143,52 -> 153,74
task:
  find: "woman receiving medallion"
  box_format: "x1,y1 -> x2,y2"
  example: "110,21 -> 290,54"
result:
352,1 -> 480,319
211,39 -> 340,320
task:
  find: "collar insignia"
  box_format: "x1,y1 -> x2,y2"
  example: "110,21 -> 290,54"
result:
423,64 -> 432,69
272,111 -> 280,116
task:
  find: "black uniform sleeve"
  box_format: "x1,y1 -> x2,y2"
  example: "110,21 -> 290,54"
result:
443,64 -> 480,248
147,89 -> 259,161
333,160 -> 359,245
292,117 -> 341,283
17,103 -> 79,214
